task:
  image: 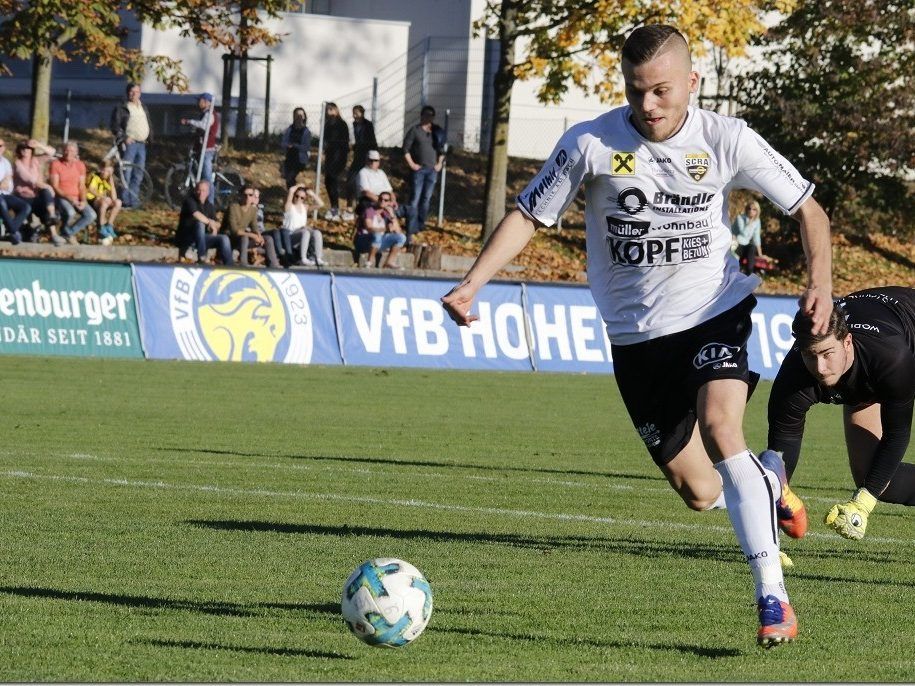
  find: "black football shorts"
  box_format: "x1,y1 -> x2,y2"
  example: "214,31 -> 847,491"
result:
611,295 -> 759,466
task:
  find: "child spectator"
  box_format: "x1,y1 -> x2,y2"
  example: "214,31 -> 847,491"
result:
86,159 -> 122,245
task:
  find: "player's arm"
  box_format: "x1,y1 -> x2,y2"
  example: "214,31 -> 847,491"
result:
827,357 -> 915,540
767,348 -> 820,479
441,209 -> 539,326
792,197 -> 832,335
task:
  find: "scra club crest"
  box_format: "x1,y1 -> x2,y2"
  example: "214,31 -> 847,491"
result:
685,152 -> 711,181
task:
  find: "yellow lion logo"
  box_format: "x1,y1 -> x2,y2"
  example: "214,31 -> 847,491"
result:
196,271 -> 288,362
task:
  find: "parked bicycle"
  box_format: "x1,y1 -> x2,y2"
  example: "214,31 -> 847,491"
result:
103,143 -> 155,207
164,144 -> 244,211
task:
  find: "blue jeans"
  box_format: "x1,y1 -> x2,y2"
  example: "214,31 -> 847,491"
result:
200,149 -> 216,203
407,167 -> 438,237
122,141 -> 147,207
57,198 -> 97,238
0,194 -> 31,240
180,220 -> 233,265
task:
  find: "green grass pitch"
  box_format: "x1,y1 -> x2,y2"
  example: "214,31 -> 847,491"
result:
1,356 -> 913,681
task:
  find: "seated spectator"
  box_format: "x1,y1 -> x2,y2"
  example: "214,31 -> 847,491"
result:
49,141 -> 97,245
279,184 -> 326,267
86,159 -> 122,245
353,191 -> 406,269
13,139 -> 61,242
221,185 -> 279,268
281,107 -> 311,189
0,137 -> 32,244
176,180 -> 233,265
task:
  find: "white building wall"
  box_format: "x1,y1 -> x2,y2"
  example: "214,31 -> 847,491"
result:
139,13 -> 411,145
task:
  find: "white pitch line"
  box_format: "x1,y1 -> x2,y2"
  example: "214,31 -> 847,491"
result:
2,469 -> 912,546
0,448 -> 887,505
59,451 -> 636,492
59,452 -> 851,504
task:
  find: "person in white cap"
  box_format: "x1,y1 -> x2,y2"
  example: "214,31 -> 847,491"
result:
354,149 -> 395,218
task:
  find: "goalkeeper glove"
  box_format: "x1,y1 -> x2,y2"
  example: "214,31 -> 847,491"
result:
825,488 -> 878,540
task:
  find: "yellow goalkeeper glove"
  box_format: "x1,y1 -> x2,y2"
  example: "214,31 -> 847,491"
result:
825,488 -> 878,540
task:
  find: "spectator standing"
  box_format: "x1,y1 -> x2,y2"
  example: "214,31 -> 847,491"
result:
49,141 -> 97,245
176,180 -> 232,265
86,159 -> 122,245
403,105 -> 445,243
110,82 -> 152,208
221,186 -> 279,268
321,102 -> 351,222
181,93 -> 220,204
281,107 -> 312,189
731,200 -> 767,275
280,184 -> 326,267
353,191 -> 406,269
13,139 -> 61,242
0,137 -> 32,244
346,105 -> 377,208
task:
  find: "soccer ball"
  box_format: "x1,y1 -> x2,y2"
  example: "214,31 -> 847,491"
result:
341,558 -> 433,647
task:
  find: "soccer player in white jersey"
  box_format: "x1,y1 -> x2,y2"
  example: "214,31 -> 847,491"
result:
442,25 -> 833,647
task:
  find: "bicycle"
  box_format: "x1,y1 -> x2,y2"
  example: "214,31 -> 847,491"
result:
103,143 -> 155,207
164,144 -> 245,211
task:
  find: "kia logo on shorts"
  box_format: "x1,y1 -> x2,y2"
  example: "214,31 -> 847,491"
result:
693,342 -> 740,369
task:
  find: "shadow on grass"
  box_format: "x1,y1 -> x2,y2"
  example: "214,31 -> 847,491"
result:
0,586 -> 341,619
154,446 -> 665,483
186,520 -> 736,564
136,638 -> 352,659
791,572 -> 915,590
430,625 -> 742,659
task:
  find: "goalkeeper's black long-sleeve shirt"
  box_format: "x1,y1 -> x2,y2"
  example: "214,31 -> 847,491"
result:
768,287 -> 915,495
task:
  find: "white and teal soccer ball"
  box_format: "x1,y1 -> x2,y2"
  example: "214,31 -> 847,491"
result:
341,558 -> 433,647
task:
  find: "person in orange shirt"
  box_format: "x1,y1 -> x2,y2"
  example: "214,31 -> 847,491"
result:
49,141 -> 96,245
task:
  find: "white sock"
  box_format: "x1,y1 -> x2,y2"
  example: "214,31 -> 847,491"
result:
715,450 -> 788,602
703,472 -> 727,510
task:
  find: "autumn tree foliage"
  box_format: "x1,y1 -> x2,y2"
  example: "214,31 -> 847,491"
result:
476,0 -> 795,240
0,1 -> 287,142
739,0 -> 914,236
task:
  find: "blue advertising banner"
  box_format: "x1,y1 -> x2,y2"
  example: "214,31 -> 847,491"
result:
749,293 -> 800,378
334,275 -> 532,371
0,259 -> 142,358
132,265 -> 341,365
524,284 -> 614,374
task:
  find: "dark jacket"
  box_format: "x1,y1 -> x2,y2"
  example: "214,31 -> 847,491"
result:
110,100 -> 154,147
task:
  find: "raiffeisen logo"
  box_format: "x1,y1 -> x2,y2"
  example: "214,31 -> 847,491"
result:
169,268 -> 313,363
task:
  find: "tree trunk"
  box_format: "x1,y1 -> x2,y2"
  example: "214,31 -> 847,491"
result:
30,50 -> 53,143
481,0 -> 518,242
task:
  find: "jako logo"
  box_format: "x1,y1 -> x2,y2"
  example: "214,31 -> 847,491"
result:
693,342 -> 740,369
745,550 -> 768,561
170,268 -> 313,363
524,149 -> 572,214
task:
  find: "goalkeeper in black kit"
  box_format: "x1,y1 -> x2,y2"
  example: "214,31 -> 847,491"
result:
764,287 -> 915,540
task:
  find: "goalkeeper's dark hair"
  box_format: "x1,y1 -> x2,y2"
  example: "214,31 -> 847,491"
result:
622,25 -> 689,66
792,304 -> 849,348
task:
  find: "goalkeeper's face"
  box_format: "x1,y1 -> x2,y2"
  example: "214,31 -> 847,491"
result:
800,333 -> 854,387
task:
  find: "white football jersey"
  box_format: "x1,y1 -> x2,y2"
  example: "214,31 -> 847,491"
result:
517,105 -> 814,345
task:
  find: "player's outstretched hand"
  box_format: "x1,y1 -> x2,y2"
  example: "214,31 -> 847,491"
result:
824,488 -> 877,540
798,285 -> 833,335
441,282 -> 479,327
